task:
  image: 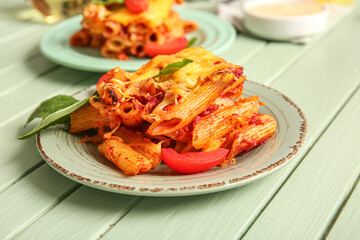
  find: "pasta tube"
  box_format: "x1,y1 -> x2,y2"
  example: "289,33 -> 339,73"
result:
193,96 -> 260,149
114,127 -> 162,169
147,71 -> 243,135
103,20 -> 122,39
69,29 -> 90,46
70,104 -> 110,134
98,137 -> 153,175
118,101 -> 144,127
226,114 -> 277,161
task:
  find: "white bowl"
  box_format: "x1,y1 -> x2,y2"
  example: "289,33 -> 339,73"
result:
243,0 -> 329,41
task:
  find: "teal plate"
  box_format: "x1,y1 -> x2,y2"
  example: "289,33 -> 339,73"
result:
40,8 -> 236,72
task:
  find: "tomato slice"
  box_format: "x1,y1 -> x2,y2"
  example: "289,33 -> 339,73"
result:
125,0 -> 149,13
96,71 -> 115,87
161,148 -> 229,174
96,73 -> 109,87
144,37 -> 188,57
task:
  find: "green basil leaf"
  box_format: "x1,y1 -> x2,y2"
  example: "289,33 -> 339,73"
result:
26,95 -> 78,126
94,0 -> 124,5
153,58 -> 193,79
18,97 -> 90,140
186,37 -> 197,48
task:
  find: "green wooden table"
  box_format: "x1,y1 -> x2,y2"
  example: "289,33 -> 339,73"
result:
1,1 -> 359,239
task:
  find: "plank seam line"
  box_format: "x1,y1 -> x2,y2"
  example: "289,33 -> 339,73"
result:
0,25 -> 43,45
0,161 -> 45,194
241,43 -> 267,64
11,184 -> 82,239
0,71 -> 95,128
0,64 -> 60,99
322,173 -> 360,240
98,197 -> 145,239
238,148 -> 312,240
0,73 -> 96,192
0,52 -> 43,76
239,82 -> 360,240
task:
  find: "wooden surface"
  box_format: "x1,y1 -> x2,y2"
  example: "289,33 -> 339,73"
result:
1,1 -> 359,239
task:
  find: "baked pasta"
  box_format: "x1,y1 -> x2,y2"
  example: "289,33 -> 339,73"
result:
70,0 -> 198,59
69,47 -> 277,175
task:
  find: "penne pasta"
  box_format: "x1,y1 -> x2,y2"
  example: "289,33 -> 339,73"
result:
103,20 -> 122,39
81,4 -> 108,35
146,30 -> 166,45
70,104 -> 110,134
226,114 -> 277,161
89,34 -> 104,48
98,137 -> 153,175
193,96 -> 260,149
118,100 -> 144,127
129,43 -> 146,57
182,20 -> 199,33
128,20 -> 149,35
64,47 -> 276,175
147,71 -> 242,135
100,44 -> 119,59
104,38 -> 128,53
70,1 -> 198,59
114,127 -> 162,169
69,29 -> 90,46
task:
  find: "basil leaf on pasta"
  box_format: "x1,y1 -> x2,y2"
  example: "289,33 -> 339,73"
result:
95,0 -> 124,5
153,58 -> 193,78
187,37 -> 197,48
19,97 -> 90,140
26,95 -> 78,126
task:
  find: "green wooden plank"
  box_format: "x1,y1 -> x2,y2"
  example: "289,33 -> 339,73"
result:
0,54 -> 56,98
0,164 -> 78,239
1,3 -> 357,240
0,24 -> 49,45
0,73 -> 98,192
99,171 -> 297,240
0,26 -> 49,69
244,42 -> 304,84
0,68 -> 94,127
243,4 -> 354,85
243,87 -> 360,240
0,19 -> 33,38
15,187 -> 141,240
96,4 -> 360,240
0,0 -> 27,15
327,178 -> 360,240
219,34 -> 266,66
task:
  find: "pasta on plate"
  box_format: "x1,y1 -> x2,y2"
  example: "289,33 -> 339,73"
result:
70,0 -> 198,59
70,47 -> 277,175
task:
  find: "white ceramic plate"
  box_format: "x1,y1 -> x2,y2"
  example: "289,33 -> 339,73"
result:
40,8 -> 236,72
36,81 -> 307,196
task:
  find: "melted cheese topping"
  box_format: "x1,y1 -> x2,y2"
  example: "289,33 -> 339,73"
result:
126,47 -> 228,91
108,0 -> 174,27
96,47 -> 242,125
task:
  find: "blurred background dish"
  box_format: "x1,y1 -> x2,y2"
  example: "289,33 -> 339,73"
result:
243,0 -> 329,41
40,8 -> 236,72
26,0 -> 92,23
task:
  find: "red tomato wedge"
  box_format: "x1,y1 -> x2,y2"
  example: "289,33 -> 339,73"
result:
96,73 -> 108,87
161,148 -> 229,174
96,72 -> 115,87
125,0 -> 149,13
144,37 -> 188,57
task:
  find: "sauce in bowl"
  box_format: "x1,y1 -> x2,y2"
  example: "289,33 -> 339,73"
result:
247,1 -> 324,17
